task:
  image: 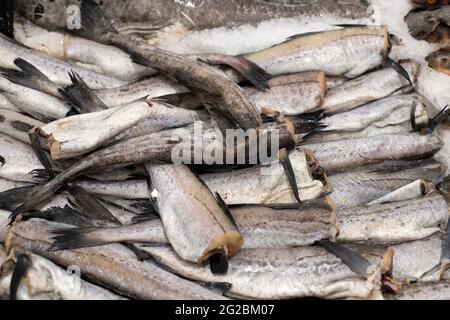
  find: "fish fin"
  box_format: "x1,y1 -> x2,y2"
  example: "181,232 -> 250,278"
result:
58,71 -> 108,113
66,185 -> 121,224
0,155 -> 5,165
131,213 -> 159,224
1,58 -> 53,92
410,100 -> 419,132
129,199 -> 157,215
49,227 -> 101,251
209,250 -> 229,275
429,105 -> 450,130
0,0 -> 14,38
9,254 -> 31,301
214,192 -> 240,230
199,282 -> 232,295
278,31 -> 323,44
0,185 -> 37,212
279,148 -> 302,203
385,57 -> 413,86
66,108 -> 80,117
122,243 -> 151,261
29,130 -> 55,179
198,54 -> 271,90
292,112 -> 325,134
73,0 -> 117,42
334,24 -> 368,28
29,168 -> 62,182
318,240 -> 372,278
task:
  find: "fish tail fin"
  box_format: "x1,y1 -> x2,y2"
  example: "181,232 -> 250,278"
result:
49,226 -> 105,251
278,148 -> 301,203
318,240 -> 372,278
58,71 -> 108,113
0,0 -> 14,38
29,130 -> 55,179
385,57 -> 413,86
0,185 -> 37,212
1,58 -> 54,93
199,282 -> 232,295
9,253 -> 31,301
199,54 -> 271,90
74,0 -> 117,42
292,111 -> 325,134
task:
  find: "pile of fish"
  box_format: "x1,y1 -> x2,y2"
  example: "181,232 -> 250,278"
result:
0,0 -> 449,300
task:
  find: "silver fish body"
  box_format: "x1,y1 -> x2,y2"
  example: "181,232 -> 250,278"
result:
0,109 -> 44,145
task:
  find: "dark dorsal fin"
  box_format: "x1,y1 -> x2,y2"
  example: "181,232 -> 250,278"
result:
0,0 -> 14,38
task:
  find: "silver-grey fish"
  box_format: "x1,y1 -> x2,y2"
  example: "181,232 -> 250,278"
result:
304,133 -> 443,173
0,109 -> 43,145
387,281 -> 450,300
6,218 -> 230,300
0,250 -> 127,300
337,194 -> 449,244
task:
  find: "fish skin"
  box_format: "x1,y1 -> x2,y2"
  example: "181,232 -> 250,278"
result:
322,63 -> 418,115
13,15 -> 155,82
0,34 -> 126,89
0,250 -> 127,300
139,245 -> 381,300
0,92 -> 19,112
426,47 -> 450,76
74,179 -> 149,200
147,164 -> 243,263
337,194 -> 449,244
0,109 -> 44,145
245,72 -> 326,116
405,6 -> 450,40
387,281 -> 450,300
304,133 -> 444,173
201,148 -> 330,205
389,234 -> 446,283
6,218 -> 229,300
329,161 -> 444,209
0,76 -> 70,121
15,0 -> 372,32
0,133 -> 44,183
242,27 -> 389,78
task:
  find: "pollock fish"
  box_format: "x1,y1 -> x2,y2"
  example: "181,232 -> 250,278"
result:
39,101 -> 155,160
328,160 -> 445,209
337,194 -> 449,244
15,0 -> 372,34
147,164 -> 243,264
49,197 -> 337,250
74,179 -> 150,200
389,234 -> 447,283
405,6 -> 450,40
201,148 -> 330,205
0,76 -> 70,121
304,133 -> 443,173
6,219 -> 229,300
366,179 -> 433,205
426,47 -> 450,76
13,15 -> 155,82
245,72 -> 326,116
322,63 -> 418,115
318,93 -> 427,132
387,282 -> 450,300
137,245 -> 381,300
8,119 -> 297,216
0,34 -> 126,89
0,250 -> 127,300
0,109 -> 43,145
0,133 -> 44,182
241,27 -> 389,79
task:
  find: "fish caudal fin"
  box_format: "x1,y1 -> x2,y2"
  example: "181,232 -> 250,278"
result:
73,0 -> 117,42
0,0 -> 14,38
58,71 -> 108,113
1,58 -> 54,93
9,254 -> 31,301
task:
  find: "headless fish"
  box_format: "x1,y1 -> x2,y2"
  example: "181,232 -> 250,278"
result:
241,26 -> 389,79
0,250 -> 127,300
6,218 -> 230,300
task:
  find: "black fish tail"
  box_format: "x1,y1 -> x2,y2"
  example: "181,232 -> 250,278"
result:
50,227 -> 105,251
0,185 -> 37,212
58,71 -> 108,113
198,54 -> 272,90
199,282 -> 232,295
74,0 -> 117,42
279,148 -> 302,203
9,254 -> 31,301
318,240 -> 372,278
385,57 -> 413,86
29,130 -> 55,178
1,58 -> 55,95
209,250 -> 229,275
0,0 -> 14,38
